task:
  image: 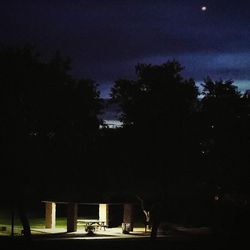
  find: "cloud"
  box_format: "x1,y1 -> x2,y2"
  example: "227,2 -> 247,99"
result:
1,0 -> 250,94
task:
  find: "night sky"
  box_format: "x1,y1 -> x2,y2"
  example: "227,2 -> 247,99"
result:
1,0 -> 250,97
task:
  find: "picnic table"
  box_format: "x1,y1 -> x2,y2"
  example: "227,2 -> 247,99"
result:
77,219 -> 107,233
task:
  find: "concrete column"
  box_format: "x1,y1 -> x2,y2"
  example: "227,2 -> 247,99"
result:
45,202 -> 56,229
99,204 -> 109,226
122,203 -> 134,233
67,203 -> 78,232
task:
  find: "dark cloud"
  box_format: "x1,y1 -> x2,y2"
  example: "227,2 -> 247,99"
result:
1,0 -> 250,96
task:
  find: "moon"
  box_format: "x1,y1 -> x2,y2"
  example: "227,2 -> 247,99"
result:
201,6 -> 207,11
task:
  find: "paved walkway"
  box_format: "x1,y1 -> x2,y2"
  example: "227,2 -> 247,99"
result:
29,225 -> 212,241
31,227 -> 152,240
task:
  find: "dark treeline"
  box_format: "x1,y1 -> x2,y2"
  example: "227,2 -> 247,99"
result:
110,61 -> 250,239
1,46 -> 250,238
0,46 -> 103,236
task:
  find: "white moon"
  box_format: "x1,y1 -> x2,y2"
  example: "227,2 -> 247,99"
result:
201,6 -> 207,11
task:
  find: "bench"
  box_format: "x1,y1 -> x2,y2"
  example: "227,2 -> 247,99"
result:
77,219 -> 107,233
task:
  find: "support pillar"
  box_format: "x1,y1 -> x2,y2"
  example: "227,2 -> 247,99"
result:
45,202 -> 56,229
99,204 -> 109,227
122,203 -> 134,233
67,203 -> 78,232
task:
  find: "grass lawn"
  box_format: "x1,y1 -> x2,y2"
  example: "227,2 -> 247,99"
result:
0,209 -> 70,236
0,207 -> 146,237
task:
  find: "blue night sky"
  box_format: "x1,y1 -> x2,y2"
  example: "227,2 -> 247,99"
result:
1,0 -> 250,97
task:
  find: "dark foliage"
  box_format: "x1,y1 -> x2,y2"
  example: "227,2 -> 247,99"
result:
0,46 -> 103,202
111,61 -> 250,237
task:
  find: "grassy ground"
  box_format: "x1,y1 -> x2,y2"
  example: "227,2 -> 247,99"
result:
0,208 -> 77,236
0,209 -> 144,237
0,215 -> 68,236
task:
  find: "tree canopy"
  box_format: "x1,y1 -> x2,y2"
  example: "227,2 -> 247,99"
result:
110,61 -> 201,200
1,47 -> 250,235
0,46 -> 103,202
199,77 -> 250,193
110,61 -> 250,228
111,60 -> 198,130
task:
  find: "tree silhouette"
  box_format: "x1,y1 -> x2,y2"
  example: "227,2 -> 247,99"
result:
111,60 -> 199,178
111,60 -> 199,237
0,46 -> 102,237
197,78 -> 250,238
111,61 -> 198,128
199,78 -> 245,189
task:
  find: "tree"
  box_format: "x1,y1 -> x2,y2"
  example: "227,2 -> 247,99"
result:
111,61 -> 199,237
198,78 -> 242,188
111,60 -> 199,176
111,61 -> 198,128
0,46 -> 103,237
